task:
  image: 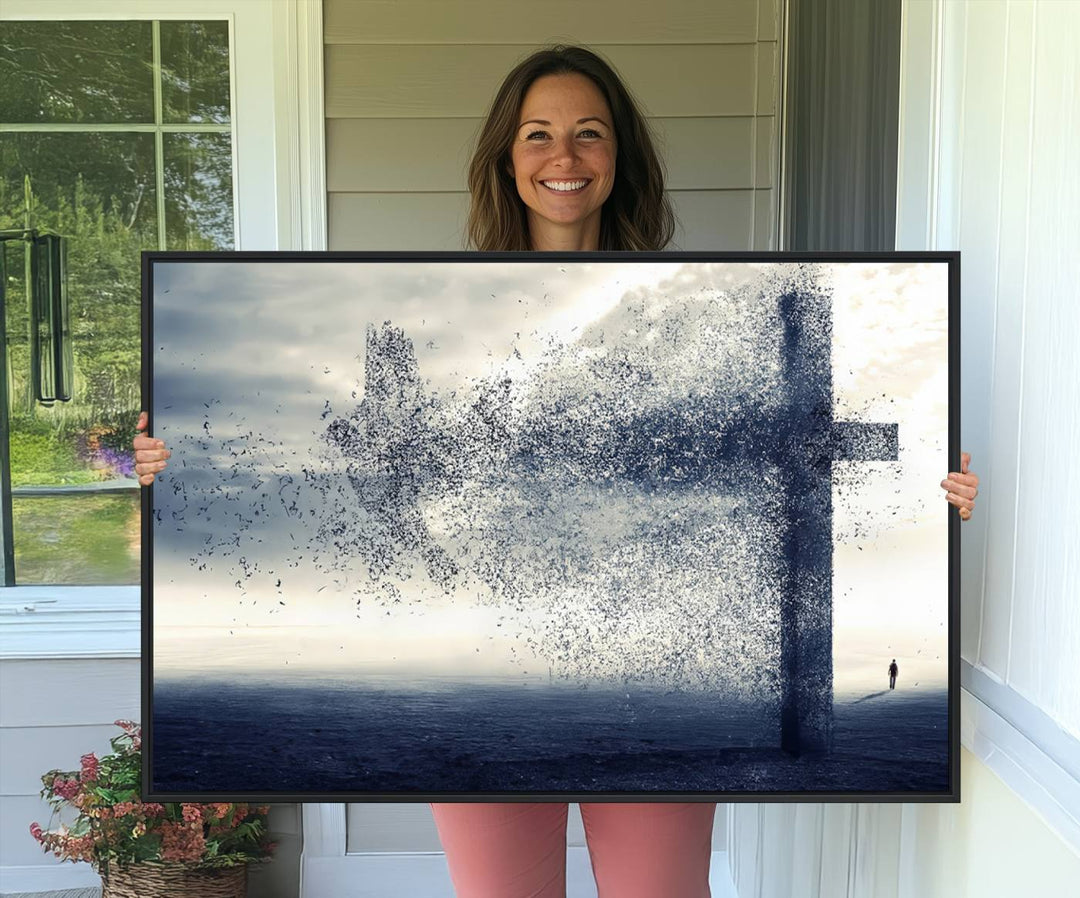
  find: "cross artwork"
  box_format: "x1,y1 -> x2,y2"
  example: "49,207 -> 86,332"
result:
148,256 -> 949,799
767,288 -> 898,754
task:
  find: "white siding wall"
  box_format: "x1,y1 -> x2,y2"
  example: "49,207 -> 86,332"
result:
926,0 -> 1079,737
729,0 -> 1080,894
324,0 -> 782,251
899,0 -> 1080,833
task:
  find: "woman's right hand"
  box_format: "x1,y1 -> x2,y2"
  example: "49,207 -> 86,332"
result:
133,410 -> 171,486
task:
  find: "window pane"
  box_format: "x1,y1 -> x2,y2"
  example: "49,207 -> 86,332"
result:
160,20 -> 232,124
164,133 -> 235,250
2,132 -> 154,491
1,19 -> 235,587
0,132 -> 159,245
0,21 -> 154,124
12,493 -> 140,585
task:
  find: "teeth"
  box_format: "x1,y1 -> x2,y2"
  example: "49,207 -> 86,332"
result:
542,180 -> 588,191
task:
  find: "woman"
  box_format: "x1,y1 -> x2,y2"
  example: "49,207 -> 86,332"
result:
135,45 -> 979,898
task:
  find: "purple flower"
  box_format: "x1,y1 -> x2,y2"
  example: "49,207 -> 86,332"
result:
94,446 -> 136,479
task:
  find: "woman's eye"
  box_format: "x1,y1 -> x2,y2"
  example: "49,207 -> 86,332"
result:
523,129 -> 603,140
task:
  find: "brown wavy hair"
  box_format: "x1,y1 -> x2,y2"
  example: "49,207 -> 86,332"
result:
465,45 -> 676,252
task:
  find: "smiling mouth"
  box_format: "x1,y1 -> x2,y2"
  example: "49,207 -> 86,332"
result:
540,179 -> 591,193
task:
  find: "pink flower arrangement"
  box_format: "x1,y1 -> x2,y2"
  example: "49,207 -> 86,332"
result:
80,753 -> 100,782
30,721 -> 276,876
159,820 -> 206,863
51,777 -> 80,801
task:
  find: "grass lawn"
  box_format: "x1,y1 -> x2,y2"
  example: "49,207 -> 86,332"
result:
12,492 -> 140,584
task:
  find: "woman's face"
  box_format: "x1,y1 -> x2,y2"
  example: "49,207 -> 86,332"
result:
508,73 -> 617,249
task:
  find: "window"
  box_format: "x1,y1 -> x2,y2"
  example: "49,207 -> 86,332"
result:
0,0 -> 321,658
1,18 -> 234,585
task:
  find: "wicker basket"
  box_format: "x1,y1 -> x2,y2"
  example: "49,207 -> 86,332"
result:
100,861 -> 247,898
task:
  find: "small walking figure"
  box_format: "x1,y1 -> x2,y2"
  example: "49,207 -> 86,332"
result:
888,659 -> 899,690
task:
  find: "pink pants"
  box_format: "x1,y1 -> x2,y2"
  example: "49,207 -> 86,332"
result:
430,802 -> 716,898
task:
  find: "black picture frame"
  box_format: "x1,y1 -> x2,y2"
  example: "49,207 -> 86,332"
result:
142,250 -> 960,803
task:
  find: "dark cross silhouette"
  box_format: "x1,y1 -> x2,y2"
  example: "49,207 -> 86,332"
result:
771,283 -> 898,755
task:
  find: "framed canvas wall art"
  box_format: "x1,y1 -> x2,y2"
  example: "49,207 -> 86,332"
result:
143,251 -> 959,802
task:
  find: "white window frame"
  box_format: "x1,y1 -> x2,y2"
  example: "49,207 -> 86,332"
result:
0,0 -> 326,660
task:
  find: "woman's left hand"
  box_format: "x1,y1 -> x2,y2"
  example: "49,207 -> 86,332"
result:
941,451 -> 979,521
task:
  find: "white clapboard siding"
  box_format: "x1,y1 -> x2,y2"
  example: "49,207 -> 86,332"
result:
327,117 -> 770,192
324,0 -> 762,45
669,189 -> 758,250
326,44 -> 763,119
324,0 -> 782,253
975,0 -> 1031,673
989,2 -> 1079,731
755,117 -> 776,188
896,0 -> 1080,733
758,0 -> 779,42
0,660 -> 141,729
2,794 -> 74,870
946,0 -> 1007,666
330,189 -> 758,251
756,40 -> 779,116
0,724 -> 126,796
329,191 -> 468,250
754,188 -> 777,250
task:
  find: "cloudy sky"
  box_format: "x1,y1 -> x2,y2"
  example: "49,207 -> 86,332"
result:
152,259 -> 949,696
